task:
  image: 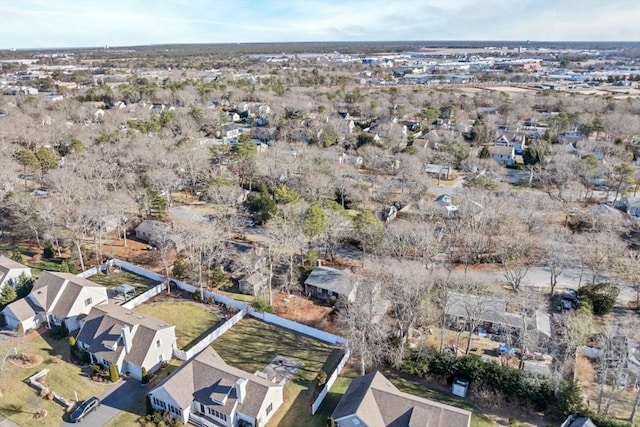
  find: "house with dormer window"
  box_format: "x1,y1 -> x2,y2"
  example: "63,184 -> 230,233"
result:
76,303 -> 176,380
1,271 -> 107,332
148,346 -> 283,427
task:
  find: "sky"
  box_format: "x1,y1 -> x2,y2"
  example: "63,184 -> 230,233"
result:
0,0 -> 639,49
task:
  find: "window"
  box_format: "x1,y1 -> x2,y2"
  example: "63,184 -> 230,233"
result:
156,339 -> 161,348
266,403 -> 273,415
84,297 -> 93,306
152,397 -> 166,410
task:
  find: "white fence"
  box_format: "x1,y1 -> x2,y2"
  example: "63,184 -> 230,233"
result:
311,347 -> 351,414
122,282 -> 166,310
100,259 -> 351,414
173,308 -> 247,361
111,259 -> 165,282
248,310 -> 346,345
77,266 -> 98,278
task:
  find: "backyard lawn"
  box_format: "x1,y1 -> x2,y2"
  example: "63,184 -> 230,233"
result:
134,300 -> 221,349
211,317 -> 343,427
0,330 -> 115,427
382,369 -> 494,427
88,269 -> 159,291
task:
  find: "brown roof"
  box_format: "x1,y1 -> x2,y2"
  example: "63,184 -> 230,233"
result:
332,371 -> 471,427
77,304 -> 175,367
152,347 -> 281,418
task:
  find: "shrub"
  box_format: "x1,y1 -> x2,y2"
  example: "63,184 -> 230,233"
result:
43,242 -> 55,259
316,370 -> 328,388
142,367 -> 149,384
109,363 -> 119,382
578,282 -> 619,315
251,298 -> 273,313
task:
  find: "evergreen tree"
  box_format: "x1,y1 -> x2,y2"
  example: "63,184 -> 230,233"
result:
303,203 -> 326,239
109,363 -> 119,382
0,285 -> 17,308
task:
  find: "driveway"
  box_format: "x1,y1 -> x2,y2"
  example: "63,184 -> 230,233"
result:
60,377 -> 144,426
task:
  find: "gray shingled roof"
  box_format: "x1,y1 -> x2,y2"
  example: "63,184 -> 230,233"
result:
152,347 -> 281,419
0,256 -> 29,284
304,266 -> 358,296
77,304 -> 174,367
1,297 -> 40,322
333,371 -> 471,427
30,271 -> 104,319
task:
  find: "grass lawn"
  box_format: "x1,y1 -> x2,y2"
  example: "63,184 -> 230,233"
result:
211,317 -> 342,427
28,259 -> 63,275
0,330 -> 115,427
88,269 -> 159,291
0,242 -> 37,259
134,301 -> 221,350
383,369 -> 494,427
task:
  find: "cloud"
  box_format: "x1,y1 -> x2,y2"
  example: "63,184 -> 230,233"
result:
0,0 -> 638,49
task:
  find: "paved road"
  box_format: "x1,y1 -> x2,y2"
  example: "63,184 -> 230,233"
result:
434,264 -> 635,303
60,378 -> 144,426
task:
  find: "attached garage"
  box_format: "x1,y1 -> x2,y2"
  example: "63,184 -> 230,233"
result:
1,298 -> 41,331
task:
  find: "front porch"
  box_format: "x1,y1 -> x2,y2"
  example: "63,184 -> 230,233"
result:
188,411 -> 226,427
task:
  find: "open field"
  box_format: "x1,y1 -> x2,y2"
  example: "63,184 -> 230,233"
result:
88,269 -> 159,290
0,330 -> 115,427
134,300 -> 221,350
211,317 -> 343,427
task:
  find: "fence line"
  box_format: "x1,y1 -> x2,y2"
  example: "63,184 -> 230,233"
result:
247,309 -> 345,345
77,267 -> 98,278
311,347 -> 351,414
100,257 -> 351,410
122,282 -> 166,310
173,308 -> 247,361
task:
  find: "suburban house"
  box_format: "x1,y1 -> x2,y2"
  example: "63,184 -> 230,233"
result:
495,133 -> 526,154
238,272 -> 269,298
1,271 -> 108,332
304,266 -> 389,321
488,145 -> 516,166
76,303 -> 176,380
445,292 -> 551,339
135,220 -> 184,252
148,346 -> 283,427
0,255 -> 31,290
304,266 -> 359,303
332,371 -> 471,427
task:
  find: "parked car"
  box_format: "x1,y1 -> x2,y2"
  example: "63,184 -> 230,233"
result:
69,397 -> 100,423
498,344 -> 516,356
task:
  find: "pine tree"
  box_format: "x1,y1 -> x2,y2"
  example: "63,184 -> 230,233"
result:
0,285 -> 17,308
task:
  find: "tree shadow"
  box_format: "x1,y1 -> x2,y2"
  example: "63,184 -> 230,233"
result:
0,403 -> 33,415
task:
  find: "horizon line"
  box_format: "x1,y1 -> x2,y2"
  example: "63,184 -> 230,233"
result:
2,40 -> 639,52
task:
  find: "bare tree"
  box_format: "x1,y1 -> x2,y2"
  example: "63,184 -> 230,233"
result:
338,277 -> 390,375
542,229 -> 576,295
500,241 -> 533,293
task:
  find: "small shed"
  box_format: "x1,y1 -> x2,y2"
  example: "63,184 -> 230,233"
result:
114,284 -> 136,299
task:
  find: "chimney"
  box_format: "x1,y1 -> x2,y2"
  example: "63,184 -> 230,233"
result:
235,378 -> 247,404
122,325 -> 132,353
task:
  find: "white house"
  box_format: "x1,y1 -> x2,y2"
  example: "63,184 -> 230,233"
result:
76,303 -> 176,380
0,255 -> 31,291
1,271 -> 108,332
148,346 -> 283,427
488,145 -> 516,166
